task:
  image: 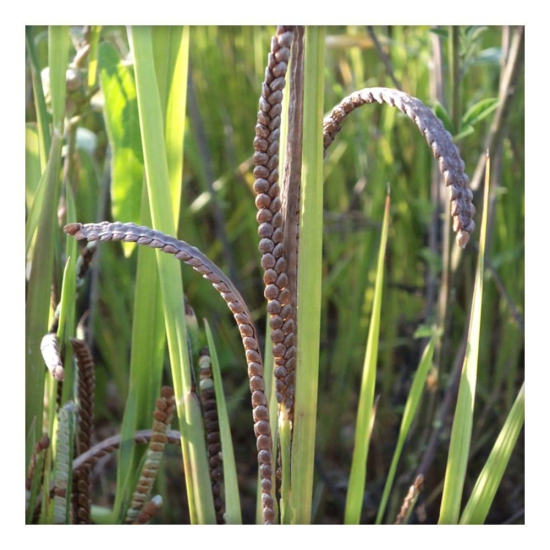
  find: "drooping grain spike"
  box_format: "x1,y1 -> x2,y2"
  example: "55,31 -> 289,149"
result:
72,429 -> 182,475
64,220 -> 276,524
323,87 -> 475,247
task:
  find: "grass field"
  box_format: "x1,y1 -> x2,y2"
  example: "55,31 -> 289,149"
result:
25,25 -> 524,525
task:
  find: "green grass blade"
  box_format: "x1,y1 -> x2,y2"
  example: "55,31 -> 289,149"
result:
25,27 -> 51,167
24,26 -> 67,256
25,125 -> 42,210
48,26 -> 69,133
52,402 -> 77,523
58,185 -> 77,405
376,329 -> 438,523
439,154 -> 491,524
204,319 -> 242,524
98,41 -> 144,255
113,191 -> 166,522
114,27 -> 189,517
152,26 -> 189,226
128,25 -> 215,525
289,26 -> 325,525
345,191 -> 391,524
25,131 -> 63,464
87,26 -> 101,89
459,382 -> 524,524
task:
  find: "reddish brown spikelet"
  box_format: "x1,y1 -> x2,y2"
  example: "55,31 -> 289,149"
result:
198,348 -> 225,524
70,337 -> 96,524
132,496 -> 163,525
125,387 -> 175,524
253,25 -> 298,416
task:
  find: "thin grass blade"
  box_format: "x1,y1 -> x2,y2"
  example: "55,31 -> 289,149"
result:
204,319 -> 242,524
345,191 -> 391,524
97,41 -> 144,256
25,131 -> 63,465
289,26 -> 325,525
439,154 -> 491,524
459,382 -> 524,524
128,25 -> 215,524
376,329 -> 438,523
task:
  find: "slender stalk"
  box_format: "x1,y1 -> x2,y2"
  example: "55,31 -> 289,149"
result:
289,26 -> 325,524
128,26 -> 215,524
344,192 -> 390,524
439,154 -> 491,523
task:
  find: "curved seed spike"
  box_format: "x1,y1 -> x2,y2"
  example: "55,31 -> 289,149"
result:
64,221 -> 275,524
253,25 -> 298,414
323,87 -> 475,248
72,429 -> 182,474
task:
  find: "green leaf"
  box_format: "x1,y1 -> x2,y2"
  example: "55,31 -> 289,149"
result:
204,319 -> 242,524
439,155 -> 491,524
429,28 -> 448,39
25,125 -> 42,211
128,25 -> 215,525
376,331 -> 437,523
289,26 -> 325,525
25,131 -> 63,462
345,191 -> 391,524
433,101 -> 455,136
25,27 -> 51,167
461,98 -> 500,128
460,383 -> 524,524
152,26 -> 189,226
48,26 -> 69,132
58,185 -> 77,405
454,124 -> 475,142
98,41 -> 144,254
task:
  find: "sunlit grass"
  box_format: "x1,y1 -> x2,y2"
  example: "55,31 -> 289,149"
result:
24,25 -> 524,525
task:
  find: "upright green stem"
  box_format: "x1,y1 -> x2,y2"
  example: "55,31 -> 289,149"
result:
128,25 -> 215,524
289,26 -> 325,524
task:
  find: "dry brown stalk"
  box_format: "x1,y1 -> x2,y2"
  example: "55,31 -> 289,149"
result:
252,25 -> 298,413
125,386 -> 176,523
75,241 -> 97,286
323,87 -> 475,248
395,474 -> 424,524
64,221 -> 275,524
70,337 -> 95,524
198,348 -> 224,524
